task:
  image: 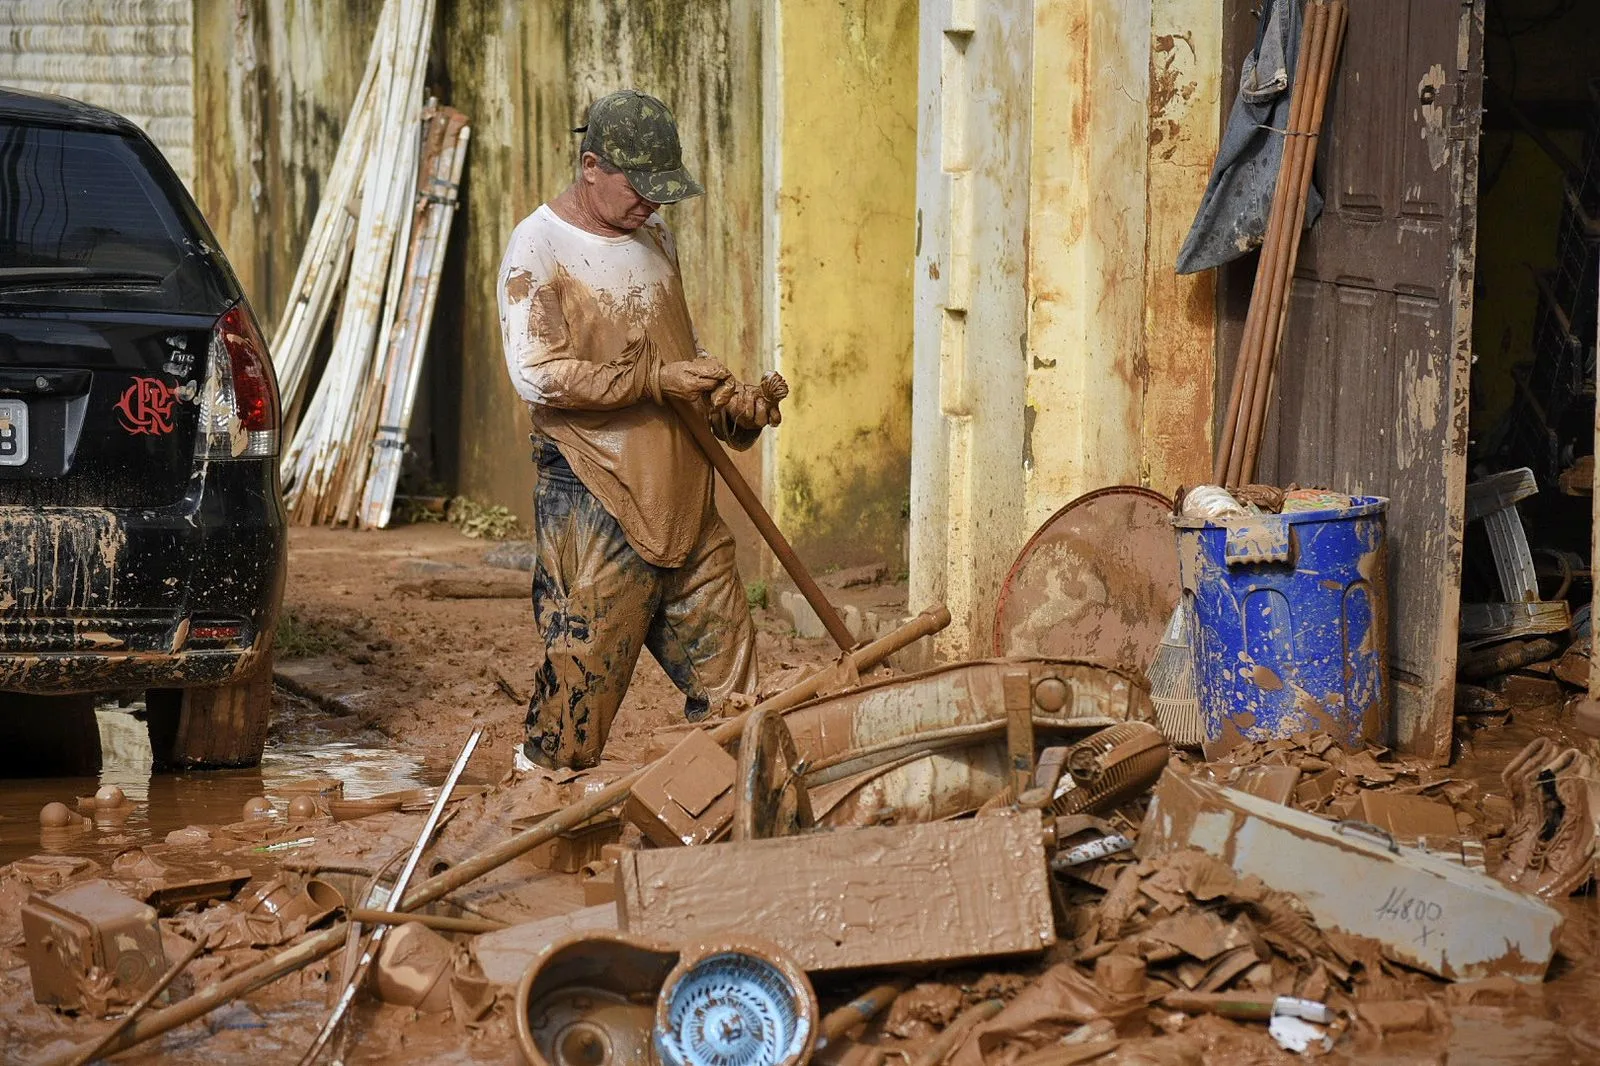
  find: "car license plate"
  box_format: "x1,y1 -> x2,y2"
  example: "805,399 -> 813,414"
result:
0,399 -> 26,467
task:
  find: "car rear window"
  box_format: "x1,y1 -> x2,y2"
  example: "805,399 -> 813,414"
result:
0,121 -> 233,313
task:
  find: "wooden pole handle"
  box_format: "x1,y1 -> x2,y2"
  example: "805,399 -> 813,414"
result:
668,395 -> 858,652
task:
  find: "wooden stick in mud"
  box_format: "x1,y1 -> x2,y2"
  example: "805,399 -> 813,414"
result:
816,978 -> 912,1049
908,998 -> 1005,1066
347,907 -> 506,933
668,395 -> 858,653
61,937 -> 204,1066
34,606 -> 950,1066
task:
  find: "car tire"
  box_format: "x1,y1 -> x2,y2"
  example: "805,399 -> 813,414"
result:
0,694 -> 103,776
147,675 -> 272,770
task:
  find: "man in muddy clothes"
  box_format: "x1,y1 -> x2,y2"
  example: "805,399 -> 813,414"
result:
497,90 -> 783,770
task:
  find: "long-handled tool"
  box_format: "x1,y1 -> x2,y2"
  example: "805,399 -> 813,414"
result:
668,394 -> 857,653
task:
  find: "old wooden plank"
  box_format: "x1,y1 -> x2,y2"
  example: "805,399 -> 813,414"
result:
618,810 -> 1054,972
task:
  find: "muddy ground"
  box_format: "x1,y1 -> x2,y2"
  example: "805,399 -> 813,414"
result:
272,524 -> 857,777
2,526 -> 1599,1064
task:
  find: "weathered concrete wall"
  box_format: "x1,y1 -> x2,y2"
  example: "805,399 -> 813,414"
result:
1026,0 -> 1219,524
1026,0 -> 1150,529
192,0 -> 385,319
767,0 -> 919,569
911,0 -> 1221,657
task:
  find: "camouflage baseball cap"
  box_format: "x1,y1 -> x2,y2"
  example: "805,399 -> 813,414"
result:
575,90 -> 703,205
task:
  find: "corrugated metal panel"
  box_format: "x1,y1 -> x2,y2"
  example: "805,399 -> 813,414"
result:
0,0 -> 194,185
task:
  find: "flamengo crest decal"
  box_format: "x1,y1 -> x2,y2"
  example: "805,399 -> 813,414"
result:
115,377 -> 177,436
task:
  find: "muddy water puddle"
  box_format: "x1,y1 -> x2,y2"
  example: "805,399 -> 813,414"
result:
0,705 -> 439,865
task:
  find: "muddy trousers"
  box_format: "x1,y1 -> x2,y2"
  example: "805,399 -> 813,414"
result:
523,443 -> 757,769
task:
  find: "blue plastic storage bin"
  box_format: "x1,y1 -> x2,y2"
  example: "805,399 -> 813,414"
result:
1174,496 -> 1390,757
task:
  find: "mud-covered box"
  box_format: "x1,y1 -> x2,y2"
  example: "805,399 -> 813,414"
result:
22,879 -> 168,1013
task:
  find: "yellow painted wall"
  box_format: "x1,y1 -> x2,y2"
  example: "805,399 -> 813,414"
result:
771,0 -> 919,569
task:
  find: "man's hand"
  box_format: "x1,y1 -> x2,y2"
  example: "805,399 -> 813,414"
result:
712,372 -> 787,428
659,357 -> 732,401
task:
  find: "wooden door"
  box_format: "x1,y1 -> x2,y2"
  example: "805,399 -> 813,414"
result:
1247,0 -> 1484,763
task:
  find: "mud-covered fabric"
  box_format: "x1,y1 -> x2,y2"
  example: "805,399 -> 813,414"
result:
497,204 -> 759,569
1174,0 -> 1323,274
523,441 -> 756,770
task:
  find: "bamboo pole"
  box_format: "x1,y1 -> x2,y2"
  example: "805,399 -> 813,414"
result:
359,110 -> 470,528
1241,0 -> 1348,483
1223,1 -> 1327,485
34,606 -> 950,1066
285,0 -> 435,521
1213,0 -> 1323,485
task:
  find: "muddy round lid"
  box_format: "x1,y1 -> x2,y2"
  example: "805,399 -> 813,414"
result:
655,944 -> 814,1066
992,486 -> 1179,674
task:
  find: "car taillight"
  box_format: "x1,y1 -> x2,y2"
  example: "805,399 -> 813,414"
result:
196,301 -> 280,459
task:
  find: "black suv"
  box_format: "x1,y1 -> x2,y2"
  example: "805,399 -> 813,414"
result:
0,89 -> 285,769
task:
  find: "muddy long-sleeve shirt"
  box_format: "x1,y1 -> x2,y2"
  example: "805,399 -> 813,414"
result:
497,204 -> 755,569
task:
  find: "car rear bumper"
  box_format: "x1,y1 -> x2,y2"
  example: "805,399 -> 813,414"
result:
0,460 -> 285,694
0,645 -> 270,693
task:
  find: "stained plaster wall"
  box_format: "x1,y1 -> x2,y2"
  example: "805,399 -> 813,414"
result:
911,0 -> 1222,657
766,0 -> 919,570
193,0 -> 769,570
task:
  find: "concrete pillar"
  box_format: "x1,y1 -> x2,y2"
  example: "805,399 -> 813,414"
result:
909,0 -> 1034,657
911,0 -> 1221,659
1142,0 -> 1222,492
1025,0 -> 1149,531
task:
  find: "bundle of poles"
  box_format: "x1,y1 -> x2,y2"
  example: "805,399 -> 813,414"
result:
271,0 -> 469,529
1212,0 -> 1349,487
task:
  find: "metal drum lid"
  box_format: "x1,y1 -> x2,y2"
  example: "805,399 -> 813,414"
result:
992,486 -> 1179,674
654,940 -> 816,1066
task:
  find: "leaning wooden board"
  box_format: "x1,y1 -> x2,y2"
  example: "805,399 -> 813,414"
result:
617,810 -> 1054,972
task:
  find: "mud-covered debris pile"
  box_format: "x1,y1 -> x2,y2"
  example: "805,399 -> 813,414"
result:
1194,731 -> 1494,859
